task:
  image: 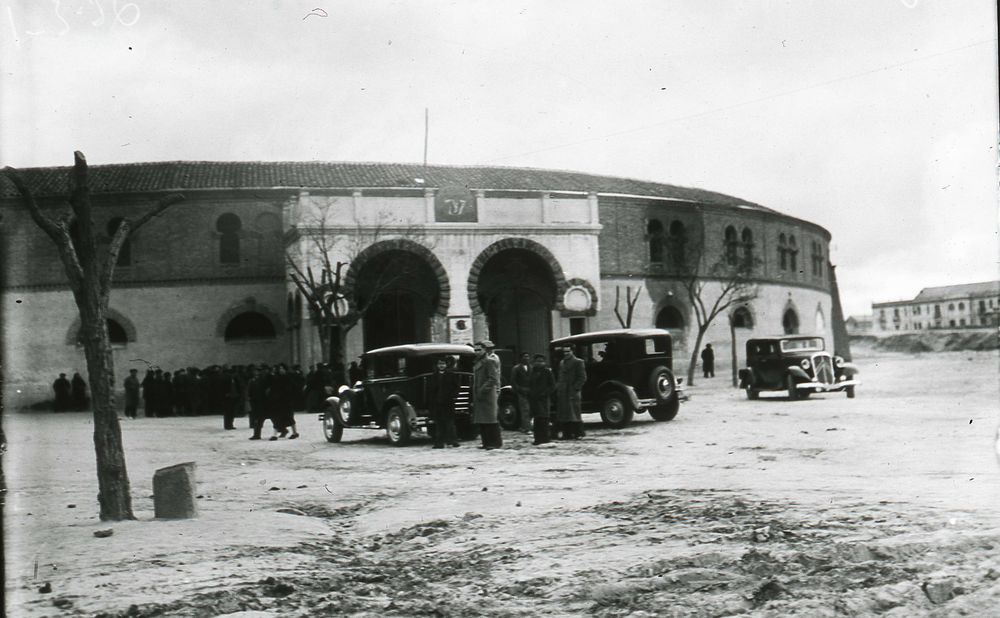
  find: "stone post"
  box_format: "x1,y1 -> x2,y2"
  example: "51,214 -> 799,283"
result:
153,462 -> 198,519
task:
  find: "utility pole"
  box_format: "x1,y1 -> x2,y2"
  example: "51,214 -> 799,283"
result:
423,108 -> 429,168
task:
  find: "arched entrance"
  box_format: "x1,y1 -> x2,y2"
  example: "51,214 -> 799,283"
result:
477,249 -> 556,356
655,304 -> 687,349
356,249 -> 442,350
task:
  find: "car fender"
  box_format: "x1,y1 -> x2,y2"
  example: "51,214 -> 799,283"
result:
498,384 -> 516,403
787,366 -> 810,381
323,395 -> 340,409
738,368 -> 754,388
382,394 -> 418,426
838,362 -> 859,376
598,380 -> 640,408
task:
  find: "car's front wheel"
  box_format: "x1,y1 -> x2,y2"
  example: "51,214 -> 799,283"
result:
599,392 -> 634,428
786,374 -> 799,401
322,408 -> 343,443
385,405 -> 411,446
337,392 -> 356,426
649,393 -> 679,421
497,397 -> 519,431
745,387 -> 759,400
846,385 -> 856,399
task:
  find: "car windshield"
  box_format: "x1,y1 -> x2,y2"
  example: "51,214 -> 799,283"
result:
779,337 -> 825,353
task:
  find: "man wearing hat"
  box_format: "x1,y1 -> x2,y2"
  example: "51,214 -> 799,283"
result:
472,340 -> 503,449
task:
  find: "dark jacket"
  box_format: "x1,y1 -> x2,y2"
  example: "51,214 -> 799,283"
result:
426,369 -> 460,409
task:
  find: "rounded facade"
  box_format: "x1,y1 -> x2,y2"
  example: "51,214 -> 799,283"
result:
1,162 -> 834,405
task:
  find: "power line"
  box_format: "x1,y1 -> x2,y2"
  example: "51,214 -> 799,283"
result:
481,37 -> 997,164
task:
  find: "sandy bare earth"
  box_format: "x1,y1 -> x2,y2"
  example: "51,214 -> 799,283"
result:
4,346 -> 1000,617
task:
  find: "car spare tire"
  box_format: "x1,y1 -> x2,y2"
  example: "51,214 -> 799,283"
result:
648,366 -> 676,403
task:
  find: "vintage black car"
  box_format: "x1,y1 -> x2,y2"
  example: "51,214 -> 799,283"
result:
738,335 -> 860,400
320,343 -> 476,446
499,328 -> 685,429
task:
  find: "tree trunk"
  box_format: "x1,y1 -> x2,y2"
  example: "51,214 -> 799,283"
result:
686,325 -> 709,387
76,295 -> 134,521
730,319 -> 739,388
328,324 -> 349,386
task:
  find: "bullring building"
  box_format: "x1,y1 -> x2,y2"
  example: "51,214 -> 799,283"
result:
1,162 -> 835,404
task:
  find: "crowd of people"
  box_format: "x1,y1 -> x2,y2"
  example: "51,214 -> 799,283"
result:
55,342 -> 590,449
111,362 -> 343,440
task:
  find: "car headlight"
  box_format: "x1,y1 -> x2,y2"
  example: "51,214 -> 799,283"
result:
800,359 -> 811,370
834,356 -> 844,368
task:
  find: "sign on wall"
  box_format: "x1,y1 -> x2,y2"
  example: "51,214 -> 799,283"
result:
448,316 -> 474,344
434,185 -> 478,222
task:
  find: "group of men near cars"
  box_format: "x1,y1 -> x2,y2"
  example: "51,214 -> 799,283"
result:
427,340 -> 587,450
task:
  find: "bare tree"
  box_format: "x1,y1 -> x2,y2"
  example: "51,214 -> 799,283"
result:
287,201 -> 430,384
3,152 -> 182,520
679,240 -> 759,387
613,285 -> 642,328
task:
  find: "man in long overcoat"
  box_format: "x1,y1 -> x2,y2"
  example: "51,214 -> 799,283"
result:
555,345 -> 587,439
123,369 -> 140,419
52,373 -> 71,411
472,340 -> 502,449
528,354 -> 555,445
511,352 -> 532,433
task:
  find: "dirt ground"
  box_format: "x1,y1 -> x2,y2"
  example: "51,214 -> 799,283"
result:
4,345 -> 1000,617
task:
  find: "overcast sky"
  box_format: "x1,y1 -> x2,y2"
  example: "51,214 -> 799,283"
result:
2,0 -> 996,316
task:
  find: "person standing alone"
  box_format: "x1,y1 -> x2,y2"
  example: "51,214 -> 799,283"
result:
701,343 -> 715,378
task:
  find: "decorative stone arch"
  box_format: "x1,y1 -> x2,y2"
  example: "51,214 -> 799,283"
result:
467,237 -> 570,315
65,308 -> 137,345
344,238 -> 451,317
562,277 -> 598,317
215,297 -> 284,338
814,302 -> 827,334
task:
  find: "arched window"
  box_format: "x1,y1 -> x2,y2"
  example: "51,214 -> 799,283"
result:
788,236 -> 798,271
782,308 -> 800,334
958,302 -> 965,310
224,312 -> 276,341
647,219 -> 665,263
778,233 -> 788,270
217,213 -> 242,264
77,319 -> 128,346
810,241 -> 824,278
106,218 -> 131,266
724,226 -> 739,266
741,228 -> 754,267
732,306 -> 753,328
668,220 -> 686,268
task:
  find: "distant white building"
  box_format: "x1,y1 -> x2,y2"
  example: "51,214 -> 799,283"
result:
872,281 -> 1000,333
845,315 -> 873,335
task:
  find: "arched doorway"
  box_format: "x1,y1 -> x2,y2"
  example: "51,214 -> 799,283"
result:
655,304 -> 686,349
783,308 -> 800,334
356,249 -> 441,350
477,249 -> 556,356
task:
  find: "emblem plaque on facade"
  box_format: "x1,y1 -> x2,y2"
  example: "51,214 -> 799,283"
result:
434,185 -> 478,222
448,316 -> 473,344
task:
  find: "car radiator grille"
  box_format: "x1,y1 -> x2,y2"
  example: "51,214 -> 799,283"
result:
453,385 -> 472,413
813,355 -> 835,385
